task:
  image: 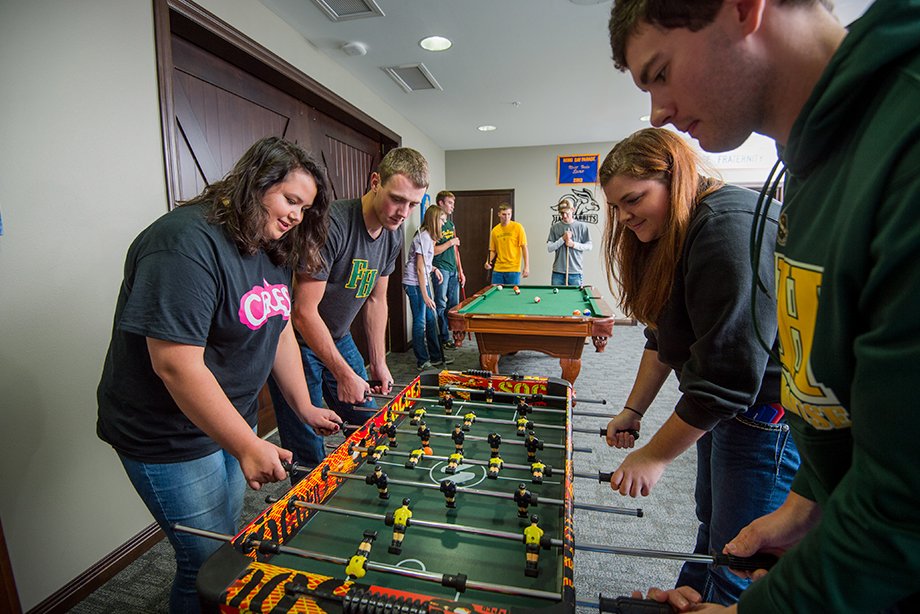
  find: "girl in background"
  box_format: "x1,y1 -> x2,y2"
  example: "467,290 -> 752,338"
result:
403,205 -> 452,369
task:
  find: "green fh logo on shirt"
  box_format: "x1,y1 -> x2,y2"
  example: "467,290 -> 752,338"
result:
345,259 -> 378,298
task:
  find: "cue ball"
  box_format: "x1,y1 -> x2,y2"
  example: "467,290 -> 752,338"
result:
534,296 -> 541,303
553,288 -> 559,294
573,310 -> 582,316
583,309 -> 592,317
496,285 -> 503,290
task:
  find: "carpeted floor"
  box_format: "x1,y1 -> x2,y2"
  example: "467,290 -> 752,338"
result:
71,324 -> 697,613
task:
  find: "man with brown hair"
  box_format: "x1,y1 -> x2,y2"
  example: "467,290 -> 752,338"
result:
431,190 -> 465,348
607,1 -> 920,611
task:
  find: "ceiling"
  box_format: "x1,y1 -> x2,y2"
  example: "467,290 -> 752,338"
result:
260,0 -> 873,151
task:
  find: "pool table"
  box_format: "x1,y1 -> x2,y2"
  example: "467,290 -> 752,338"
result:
447,285 -> 616,384
196,370 -> 577,614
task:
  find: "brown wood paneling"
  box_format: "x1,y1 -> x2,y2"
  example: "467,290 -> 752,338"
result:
450,189 -> 515,295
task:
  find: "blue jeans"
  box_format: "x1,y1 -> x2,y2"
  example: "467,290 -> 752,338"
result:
268,333 -> 375,469
675,412 -> 800,605
118,449 -> 246,614
551,272 -> 583,286
432,269 -> 460,344
491,270 -> 521,285
405,284 -> 444,366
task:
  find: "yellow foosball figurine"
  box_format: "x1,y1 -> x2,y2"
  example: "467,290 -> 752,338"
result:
370,444 -> 389,462
410,408 -> 427,426
388,498 -> 413,554
445,452 -> 463,474
530,460 -> 546,484
405,448 -> 425,469
487,455 -> 504,479
523,516 -> 543,577
462,412 -> 477,431
345,530 -> 378,580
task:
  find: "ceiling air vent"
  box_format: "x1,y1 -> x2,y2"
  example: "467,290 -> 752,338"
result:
383,64 -> 443,93
309,0 -> 384,22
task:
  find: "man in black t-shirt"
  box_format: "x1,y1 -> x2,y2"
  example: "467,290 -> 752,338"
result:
269,148 -> 430,469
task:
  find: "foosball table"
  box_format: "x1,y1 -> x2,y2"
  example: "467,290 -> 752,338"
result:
191,370 -> 768,614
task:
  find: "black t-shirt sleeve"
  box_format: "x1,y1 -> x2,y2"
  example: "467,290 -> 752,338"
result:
118,250 -> 217,346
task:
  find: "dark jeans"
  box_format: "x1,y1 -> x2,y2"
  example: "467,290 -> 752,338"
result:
432,268 -> 460,344
405,283 -> 444,366
268,333 -> 375,468
491,270 -> 521,285
675,412 -> 800,605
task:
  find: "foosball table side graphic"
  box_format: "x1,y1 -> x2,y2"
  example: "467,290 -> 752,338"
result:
196,370 -> 577,614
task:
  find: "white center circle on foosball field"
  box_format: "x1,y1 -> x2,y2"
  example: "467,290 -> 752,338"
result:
429,461 -> 486,487
394,558 -> 426,571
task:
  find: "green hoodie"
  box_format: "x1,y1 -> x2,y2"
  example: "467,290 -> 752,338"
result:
740,1 -> 920,611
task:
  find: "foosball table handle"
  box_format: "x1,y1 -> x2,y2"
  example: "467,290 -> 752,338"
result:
598,595 -> 674,613
598,427 -> 640,439
711,552 -> 779,571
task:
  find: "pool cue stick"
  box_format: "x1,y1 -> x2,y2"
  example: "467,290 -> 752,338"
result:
454,242 -> 471,340
564,237 -> 569,286
427,279 -> 449,368
486,207 -> 494,278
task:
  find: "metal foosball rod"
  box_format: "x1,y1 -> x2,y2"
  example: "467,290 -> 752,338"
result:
392,425 -> 582,452
324,468 -> 643,517
291,500 -> 560,548
367,394 -> 565,416
416,383 -> 608,406
347,444 -> 548,474
575,542 -> 778,571
172,524 -> 562,602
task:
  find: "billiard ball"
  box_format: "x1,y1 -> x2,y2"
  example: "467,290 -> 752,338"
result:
583,309 -> 592,317
513,285 -> 519,291
514,289 -> 521,295
533,296 -> 541,303
553,288 -> 559,294
572,310 -> 582,316
496,285 -> 503,290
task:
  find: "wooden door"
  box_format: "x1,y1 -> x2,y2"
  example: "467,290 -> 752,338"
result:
450,189 -> 515,296
165,28 -> 402,433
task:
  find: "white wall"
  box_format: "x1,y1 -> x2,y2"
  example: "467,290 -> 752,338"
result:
446,134 -> 779,318
0,0 -> 442,609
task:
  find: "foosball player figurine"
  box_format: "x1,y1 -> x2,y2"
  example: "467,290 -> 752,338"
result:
366,465 -> 389,499
484,382 -> 494,404
389,498 -> 413,554
487,455 -> 504,479
516,417 -> 534,437
513,482 -> 535,518
445,452 -> 463,474
379,420 -> 398,447
441,395 -> 454,415
416,420 -> 431,447
530,460 -> 546,484
370,444 -> 389,462
410,408 -> 426,426
451,424 -> 465,454
516,397 -> 532,416
488,432 -> 502,457
524,430 -> 543,463
405,448 -> 425,469
523,516 -> 543,577
462,412 -> 477,431
440,479 -> 458,508
345,530 -> 378,580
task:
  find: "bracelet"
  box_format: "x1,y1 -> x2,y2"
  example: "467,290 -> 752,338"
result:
623,405 -> 645,418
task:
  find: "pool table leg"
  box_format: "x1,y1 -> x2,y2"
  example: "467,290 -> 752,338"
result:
560,358 -> 581,384
480,353 -> 499,375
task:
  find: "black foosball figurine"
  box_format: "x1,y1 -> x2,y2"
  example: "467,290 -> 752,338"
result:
488,432 -> 502,457
514,482 -> 535,518
450,424 -> 465,454
365,465 -> 389,499
379,420 -> 398,448
416,420 -> 431,447
524,430 -> 543,463
440,479 -> 458,508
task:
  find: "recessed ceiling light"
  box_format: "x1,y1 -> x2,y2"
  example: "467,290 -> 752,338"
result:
419,36 -> 452,52
477,125 -> 497,132
640,115 -> 651,122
